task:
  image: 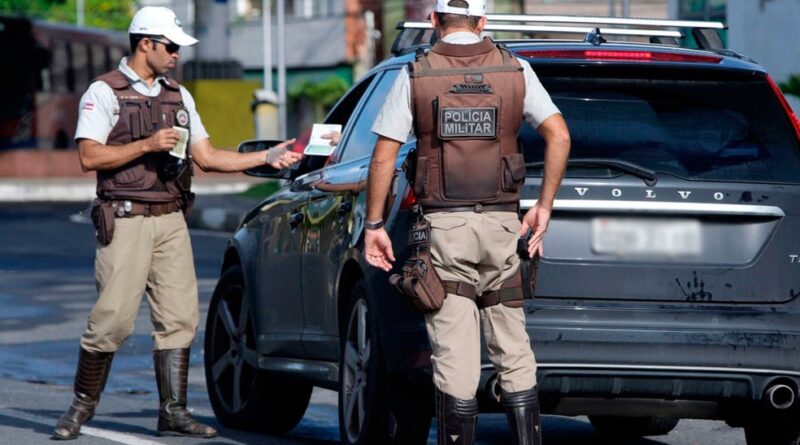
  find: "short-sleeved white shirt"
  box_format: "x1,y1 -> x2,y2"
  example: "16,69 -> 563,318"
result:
371,32 -> 560,143
75,57 -> 210,145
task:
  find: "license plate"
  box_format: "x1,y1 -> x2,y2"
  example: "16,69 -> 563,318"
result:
592,218 -> 702,257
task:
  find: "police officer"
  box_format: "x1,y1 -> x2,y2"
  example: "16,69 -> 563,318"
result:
52,6 -> 302,440
364,1 -> 570,444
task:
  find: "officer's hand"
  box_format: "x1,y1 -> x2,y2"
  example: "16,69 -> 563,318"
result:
265,139 -> 303,169
520,202 -> 552,258
146,129 -> 180,152
364,227 -> 395,272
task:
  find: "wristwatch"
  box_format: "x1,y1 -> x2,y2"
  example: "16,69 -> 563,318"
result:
365,219 -> 384,230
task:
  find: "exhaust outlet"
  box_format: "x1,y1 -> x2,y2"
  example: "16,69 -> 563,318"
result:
766,384 -> 795,410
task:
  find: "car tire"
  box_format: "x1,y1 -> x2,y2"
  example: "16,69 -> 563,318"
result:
204,265 -> 312,433
338,280 -> 430,445
744,409 -> 800,445
589,415 -> 680,437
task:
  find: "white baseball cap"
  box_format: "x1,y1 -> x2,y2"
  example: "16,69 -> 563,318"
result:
129,6 -> 198,47
434,0 -> 486,17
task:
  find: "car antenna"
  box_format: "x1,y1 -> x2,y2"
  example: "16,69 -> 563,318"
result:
584,27 -> 607,46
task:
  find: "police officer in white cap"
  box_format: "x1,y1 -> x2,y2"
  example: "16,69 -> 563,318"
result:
52,6 -> 302,440
364,1 -> 570,444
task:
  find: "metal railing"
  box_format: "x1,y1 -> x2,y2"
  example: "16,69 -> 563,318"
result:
392,14 -> 727,55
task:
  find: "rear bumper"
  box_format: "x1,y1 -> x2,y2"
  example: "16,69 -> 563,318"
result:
383,300 -> 800,418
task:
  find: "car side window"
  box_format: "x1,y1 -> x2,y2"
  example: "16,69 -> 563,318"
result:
296,73 -> 378,174
336,68 -> 401,163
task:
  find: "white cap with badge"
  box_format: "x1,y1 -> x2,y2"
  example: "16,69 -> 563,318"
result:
434,0 -> 486,17
129,6 -> 198,47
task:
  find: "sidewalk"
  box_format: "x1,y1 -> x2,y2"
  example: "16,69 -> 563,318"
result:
0,176 -> 262,232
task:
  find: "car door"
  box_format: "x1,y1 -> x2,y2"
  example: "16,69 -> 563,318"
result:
300,69 -> 401,359
252,171 -> 319,357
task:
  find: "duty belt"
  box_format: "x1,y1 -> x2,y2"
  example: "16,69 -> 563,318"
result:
110,200 -> 182,218
425,203 -> 519,214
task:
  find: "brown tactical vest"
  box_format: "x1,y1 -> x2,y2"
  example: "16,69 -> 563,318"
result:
94,70 -> 192,203
410,37 -> 526,210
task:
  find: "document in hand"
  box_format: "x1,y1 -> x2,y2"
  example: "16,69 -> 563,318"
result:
303,124 -> 342,156
170,126 -> 189,159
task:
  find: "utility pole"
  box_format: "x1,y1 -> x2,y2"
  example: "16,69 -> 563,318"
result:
277,0 -> 287,140
77,0 -> 85,27
622,0 -> 631,17
254,0 -> 279,140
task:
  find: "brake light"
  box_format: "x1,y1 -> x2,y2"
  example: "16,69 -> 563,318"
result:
399,186 -> 417,211
517,49 -> 723,64
766,75 -> 800,142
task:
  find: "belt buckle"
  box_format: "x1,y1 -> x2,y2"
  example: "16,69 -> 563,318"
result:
474,203 -> 483,213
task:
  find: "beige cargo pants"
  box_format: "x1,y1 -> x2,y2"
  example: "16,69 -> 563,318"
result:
424,211 -> 537,400
80,211 -> 199,353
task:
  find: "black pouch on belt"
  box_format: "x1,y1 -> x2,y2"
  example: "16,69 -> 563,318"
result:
518,229 -> 540,300
90,200 -> 116,246
389,207 -> 447,313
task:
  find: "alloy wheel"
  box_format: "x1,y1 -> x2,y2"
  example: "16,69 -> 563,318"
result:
342,298 -> 372,443
208,282 -> 259,414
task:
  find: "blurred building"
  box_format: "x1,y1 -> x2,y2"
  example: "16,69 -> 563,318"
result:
669,0 -> 800,110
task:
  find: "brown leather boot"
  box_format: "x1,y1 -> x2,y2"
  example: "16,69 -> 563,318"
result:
153,348 -> 217,438
52,348 -> 114,440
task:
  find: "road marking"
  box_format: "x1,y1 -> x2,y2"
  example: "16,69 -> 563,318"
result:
69,213 -> 91,224
0,407 -> 168,445
82,426 -> 168,445
189,229 -> 232,238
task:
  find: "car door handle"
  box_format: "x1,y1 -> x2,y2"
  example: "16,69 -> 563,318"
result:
337,201 -> 353,216
289,211 -> 304,228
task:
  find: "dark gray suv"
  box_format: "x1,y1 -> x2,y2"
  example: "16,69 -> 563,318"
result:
203,16 -> 800,445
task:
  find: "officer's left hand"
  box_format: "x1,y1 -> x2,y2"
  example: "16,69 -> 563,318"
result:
520,202 -> 552,258
364,227 -> 395,272
266,139 -> 303,169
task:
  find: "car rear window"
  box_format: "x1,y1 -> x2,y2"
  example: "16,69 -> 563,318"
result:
520,71 -> 800,184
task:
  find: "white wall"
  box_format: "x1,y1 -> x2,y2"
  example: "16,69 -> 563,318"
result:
727,0 -> 800,84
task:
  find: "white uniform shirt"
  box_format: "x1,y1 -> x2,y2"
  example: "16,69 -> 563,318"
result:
75,57 -> 210,145
371,32 -> 560,143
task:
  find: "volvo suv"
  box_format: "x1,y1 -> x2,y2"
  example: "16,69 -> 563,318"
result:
203,15 -> 800,445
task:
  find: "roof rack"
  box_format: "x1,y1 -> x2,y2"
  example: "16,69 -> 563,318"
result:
391,14 -> 727,56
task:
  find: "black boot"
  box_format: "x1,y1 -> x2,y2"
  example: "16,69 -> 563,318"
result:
52,348 -> 114,440
436,388 -> 478,445
501,386 -> 542,445
153,348 -> 217,438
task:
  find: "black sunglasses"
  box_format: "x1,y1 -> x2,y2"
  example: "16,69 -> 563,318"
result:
149,38 -> 180,54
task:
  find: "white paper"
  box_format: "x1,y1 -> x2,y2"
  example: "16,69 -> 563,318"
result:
169,126 -> 189,159
304,124 -> 342,156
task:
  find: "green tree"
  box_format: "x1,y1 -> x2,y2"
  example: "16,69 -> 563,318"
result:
289,76 -> 350,121
779,74 -> 800,99
0,0 -> 133,31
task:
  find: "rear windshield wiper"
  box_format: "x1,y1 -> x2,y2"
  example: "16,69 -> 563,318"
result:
526,158 -> 658,186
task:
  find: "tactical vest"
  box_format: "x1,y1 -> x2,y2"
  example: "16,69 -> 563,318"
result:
94,70 -> 192,203
410,37 -> 526,210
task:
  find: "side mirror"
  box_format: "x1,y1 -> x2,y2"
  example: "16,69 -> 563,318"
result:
238,139 -> 292,179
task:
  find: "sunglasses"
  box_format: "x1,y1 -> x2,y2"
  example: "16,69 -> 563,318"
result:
149,38 -> 180,54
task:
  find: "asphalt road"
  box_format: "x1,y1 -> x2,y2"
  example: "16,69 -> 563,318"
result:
0,202 -> 748,444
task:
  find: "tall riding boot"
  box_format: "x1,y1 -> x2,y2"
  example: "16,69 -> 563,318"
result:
501,386 -> 542,445
153,348 -> 217,438
436,388 -> 479,445
52,348 -> 115,440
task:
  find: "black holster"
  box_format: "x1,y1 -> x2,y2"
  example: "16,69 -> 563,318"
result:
517,231 -> 540,300
90,200 -> 116,246
389,207 -> 447,313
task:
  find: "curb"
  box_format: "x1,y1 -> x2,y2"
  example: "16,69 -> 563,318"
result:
187,207 -> 248,232
0,180 -> 257,203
